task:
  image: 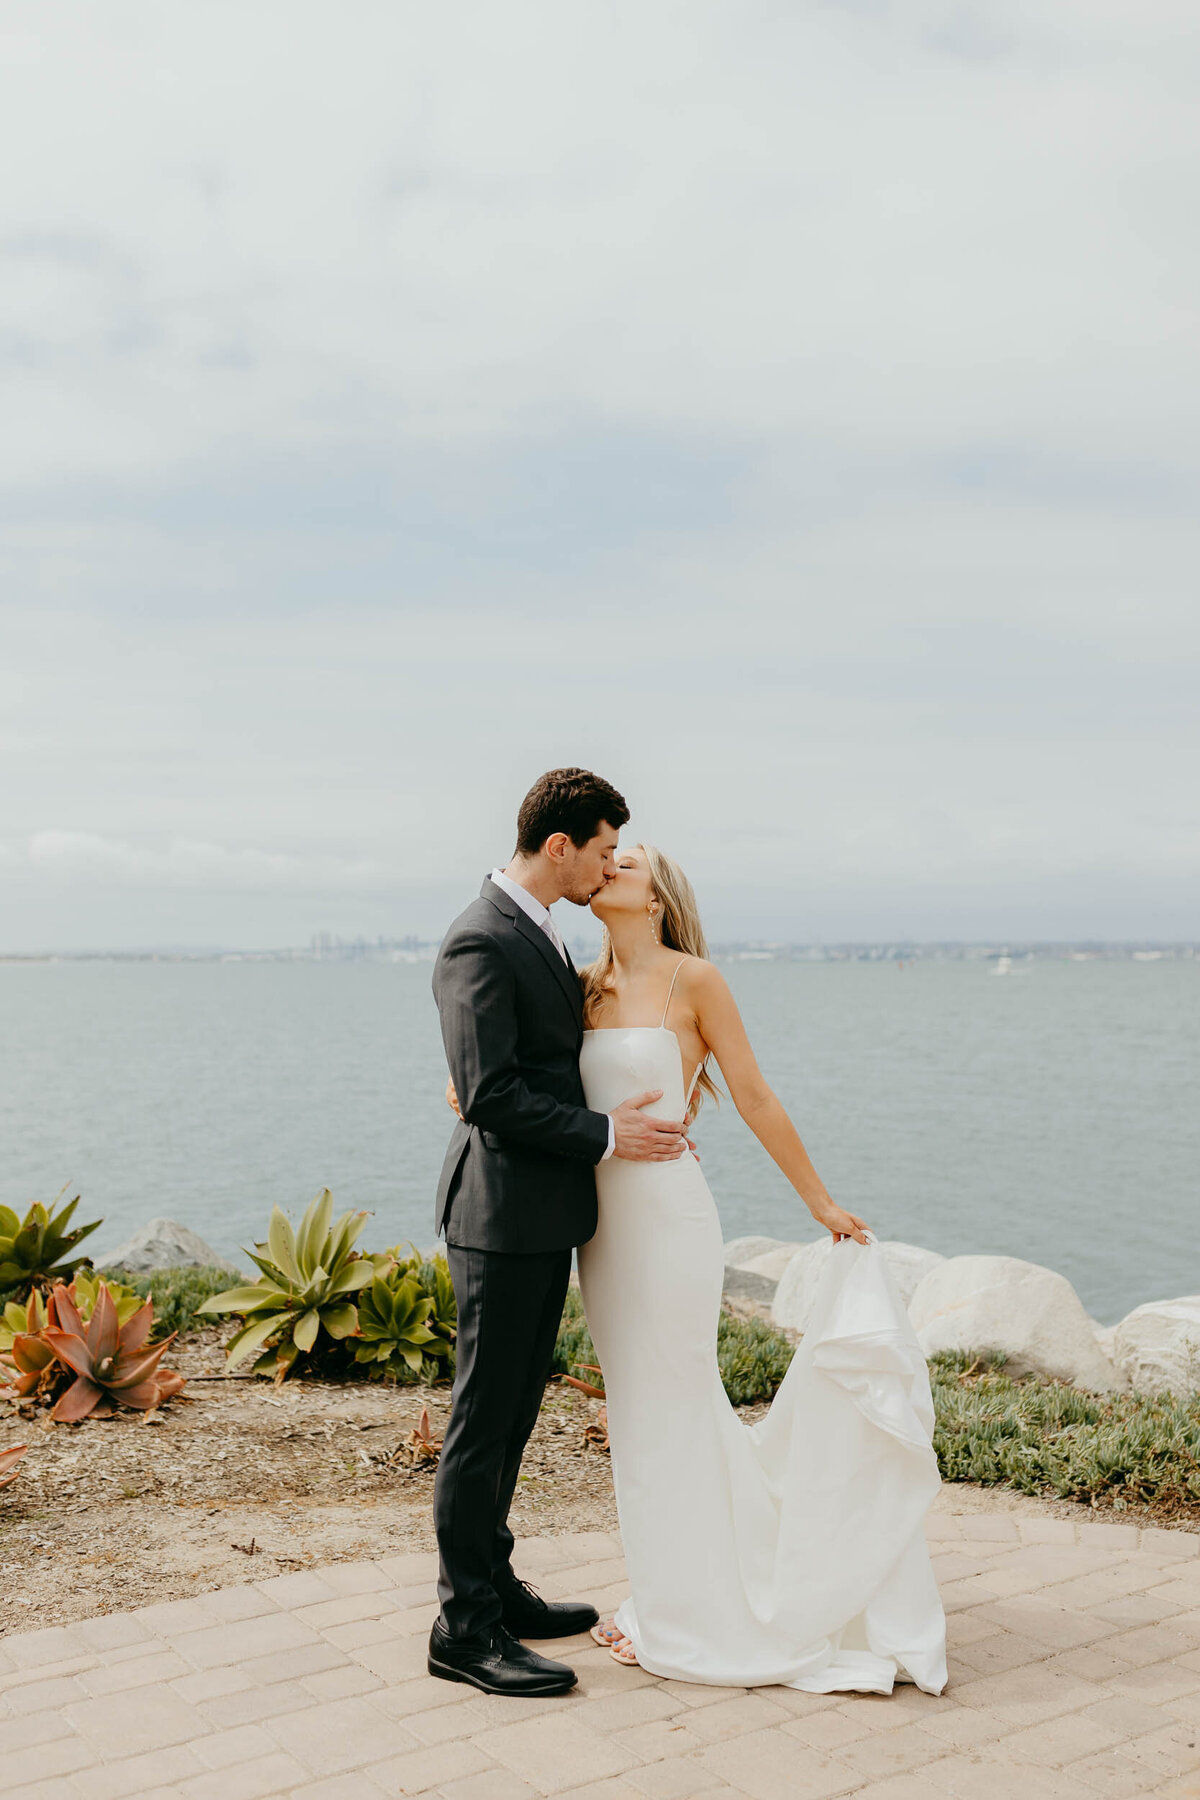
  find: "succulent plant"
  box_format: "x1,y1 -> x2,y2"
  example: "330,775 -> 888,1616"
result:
419,1253 -> 457,1345
42,1282 -> 185,1421
1,1288 -> 49,1356
353,1270 -> 442,1382
350,1246 -> 457,1384
196,1190 -> 375,1379
0,1192 -> 101,1295
2,1286 -> 68,1400
70,1268 -> 144,1329
0,1443 -> 27,1491
2,1272 -> 141,1359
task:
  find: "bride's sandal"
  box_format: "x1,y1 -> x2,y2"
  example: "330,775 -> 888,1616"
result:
590,1621 -> 624,1649
609,1635 -> 639,1667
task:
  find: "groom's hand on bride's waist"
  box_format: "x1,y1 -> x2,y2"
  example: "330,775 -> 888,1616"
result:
610,1091 -> 688,1162
445,1073 -> 693,1161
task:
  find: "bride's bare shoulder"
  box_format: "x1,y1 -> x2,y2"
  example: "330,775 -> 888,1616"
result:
675,956 -> 730,1000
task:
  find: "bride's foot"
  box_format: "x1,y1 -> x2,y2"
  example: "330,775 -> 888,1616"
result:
589,1621 -> 639,1666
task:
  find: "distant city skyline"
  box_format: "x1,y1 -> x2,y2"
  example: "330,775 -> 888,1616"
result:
2,934 -> 1194,964
3,5 -> 1197,951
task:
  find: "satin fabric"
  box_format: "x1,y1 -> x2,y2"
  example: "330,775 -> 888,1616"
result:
576,1025 -> 947,1694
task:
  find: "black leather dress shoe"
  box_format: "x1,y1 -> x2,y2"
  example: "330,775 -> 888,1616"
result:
427,1619 -> 577,1696
498,1575 -> 600,1640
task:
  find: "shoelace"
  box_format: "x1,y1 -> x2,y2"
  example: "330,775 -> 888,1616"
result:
504,1576 -> 546,1610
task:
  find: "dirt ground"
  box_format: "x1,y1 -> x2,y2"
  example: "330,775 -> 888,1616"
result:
3,1321 -> 1195,1639
0,1321 -> 616,1636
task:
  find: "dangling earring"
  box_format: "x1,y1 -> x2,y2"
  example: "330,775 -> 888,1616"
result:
648,905 -> 661,944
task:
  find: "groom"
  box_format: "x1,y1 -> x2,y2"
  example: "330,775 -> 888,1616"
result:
428,767 -> 687,1697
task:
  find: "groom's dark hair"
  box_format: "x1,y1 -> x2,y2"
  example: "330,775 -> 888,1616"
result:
515,767 -> 629,855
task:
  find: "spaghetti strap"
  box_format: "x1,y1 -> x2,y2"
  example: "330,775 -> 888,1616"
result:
659,959 -> 687,1028
685,1056 -> 708,1108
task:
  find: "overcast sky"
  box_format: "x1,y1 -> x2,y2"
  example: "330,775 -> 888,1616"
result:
2,1 -> 1197,950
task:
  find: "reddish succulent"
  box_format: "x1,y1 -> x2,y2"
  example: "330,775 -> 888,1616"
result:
2,1288 -> 67,1401
0,1443 -> 27,1490
42,1283 -> 185,1422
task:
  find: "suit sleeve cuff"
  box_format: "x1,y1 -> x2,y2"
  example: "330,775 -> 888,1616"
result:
600,1114 -> 616,1161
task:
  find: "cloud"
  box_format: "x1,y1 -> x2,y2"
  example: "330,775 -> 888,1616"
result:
21,831 -> 378,892
0,1 -> 1197,946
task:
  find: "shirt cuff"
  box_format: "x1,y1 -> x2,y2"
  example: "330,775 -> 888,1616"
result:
600,1114 -> 616,1161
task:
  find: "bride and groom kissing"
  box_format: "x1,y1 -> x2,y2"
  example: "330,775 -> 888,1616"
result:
428,767 -> 946,1700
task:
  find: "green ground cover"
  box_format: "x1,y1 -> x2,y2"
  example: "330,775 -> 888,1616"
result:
7,1204 -> 1199,1517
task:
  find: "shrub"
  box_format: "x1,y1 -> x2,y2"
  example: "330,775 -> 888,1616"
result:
716,1310 -> 797,1406
105,1265 -> 237,1340
552,1287 -> 599,1386
0,1193 -> 101,1296
929,1351 -> 1200,1515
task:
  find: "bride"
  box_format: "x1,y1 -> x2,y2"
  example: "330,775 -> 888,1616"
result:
574,842 -> 946,1695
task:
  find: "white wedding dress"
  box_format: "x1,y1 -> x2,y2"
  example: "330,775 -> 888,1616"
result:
576,998 -> 947,1694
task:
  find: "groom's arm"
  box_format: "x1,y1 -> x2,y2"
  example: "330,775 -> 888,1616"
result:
434,928 -> 610,1163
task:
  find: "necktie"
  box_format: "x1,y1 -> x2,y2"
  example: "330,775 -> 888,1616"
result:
542,916 -> 567,963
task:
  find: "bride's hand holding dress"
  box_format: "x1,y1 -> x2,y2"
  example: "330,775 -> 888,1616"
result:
674,956 -> 872,1244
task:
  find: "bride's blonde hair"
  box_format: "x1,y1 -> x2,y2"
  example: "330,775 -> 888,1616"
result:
581,843 -> 721,1113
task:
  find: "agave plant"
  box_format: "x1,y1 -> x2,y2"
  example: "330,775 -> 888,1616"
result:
353,1269 -> 443,1382
0,1443 -> 27,1491
1,1272 -> 142,1359
42,1283 -> 185,1421
197,1191 -> 375,1379
2,1286 -> 69,1400
70,1268 -> 144,1329
351,1247 -> 457,1384
0,1288 -> 49,1357
0,1192 -> 101,1295
420,1253 -> 457,1345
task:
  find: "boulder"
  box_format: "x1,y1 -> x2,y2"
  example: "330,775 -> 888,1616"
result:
95,1218 -> 240,1276
1112,1297 -> 1200,1394
908,1255 -> 1125,1392
722,1238 -> 805,1305
772,1238 -> 944,1335
723,1236 -> 792,1267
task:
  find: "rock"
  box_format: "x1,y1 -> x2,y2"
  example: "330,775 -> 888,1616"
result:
740,1244 -> 808,1286
908,1255 -> 1125,1392
722,1238 -> 805,1306
1112,1296 -> 1200,1394
723,1236 -> 791,1267
772,1239 -> 945,1335
95,1218 -> 240,1276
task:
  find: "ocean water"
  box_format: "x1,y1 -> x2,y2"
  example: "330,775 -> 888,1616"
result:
0,958 -> 1195,1324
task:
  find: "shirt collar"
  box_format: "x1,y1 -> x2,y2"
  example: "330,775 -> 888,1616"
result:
490,867 -> 555,932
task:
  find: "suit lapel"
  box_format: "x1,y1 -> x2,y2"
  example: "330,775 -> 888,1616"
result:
481,879 -> 583,1026
511,909 -> 584,1022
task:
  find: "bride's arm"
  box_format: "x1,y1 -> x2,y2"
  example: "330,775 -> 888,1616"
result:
689,963 -> 872,1245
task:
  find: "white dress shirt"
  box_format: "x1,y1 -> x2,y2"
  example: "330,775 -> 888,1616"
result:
490,868 -> 615,1160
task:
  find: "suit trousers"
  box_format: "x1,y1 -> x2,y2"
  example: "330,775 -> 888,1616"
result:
434,1243 -> 572,1639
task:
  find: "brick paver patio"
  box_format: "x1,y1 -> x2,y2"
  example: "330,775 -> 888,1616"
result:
3,1506 -> 1200,1800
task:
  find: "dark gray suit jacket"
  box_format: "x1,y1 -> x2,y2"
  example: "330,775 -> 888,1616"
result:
432,878 -> 610,1254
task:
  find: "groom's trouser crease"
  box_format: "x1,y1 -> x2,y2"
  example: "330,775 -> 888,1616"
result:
434,1241 -> 572,1638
